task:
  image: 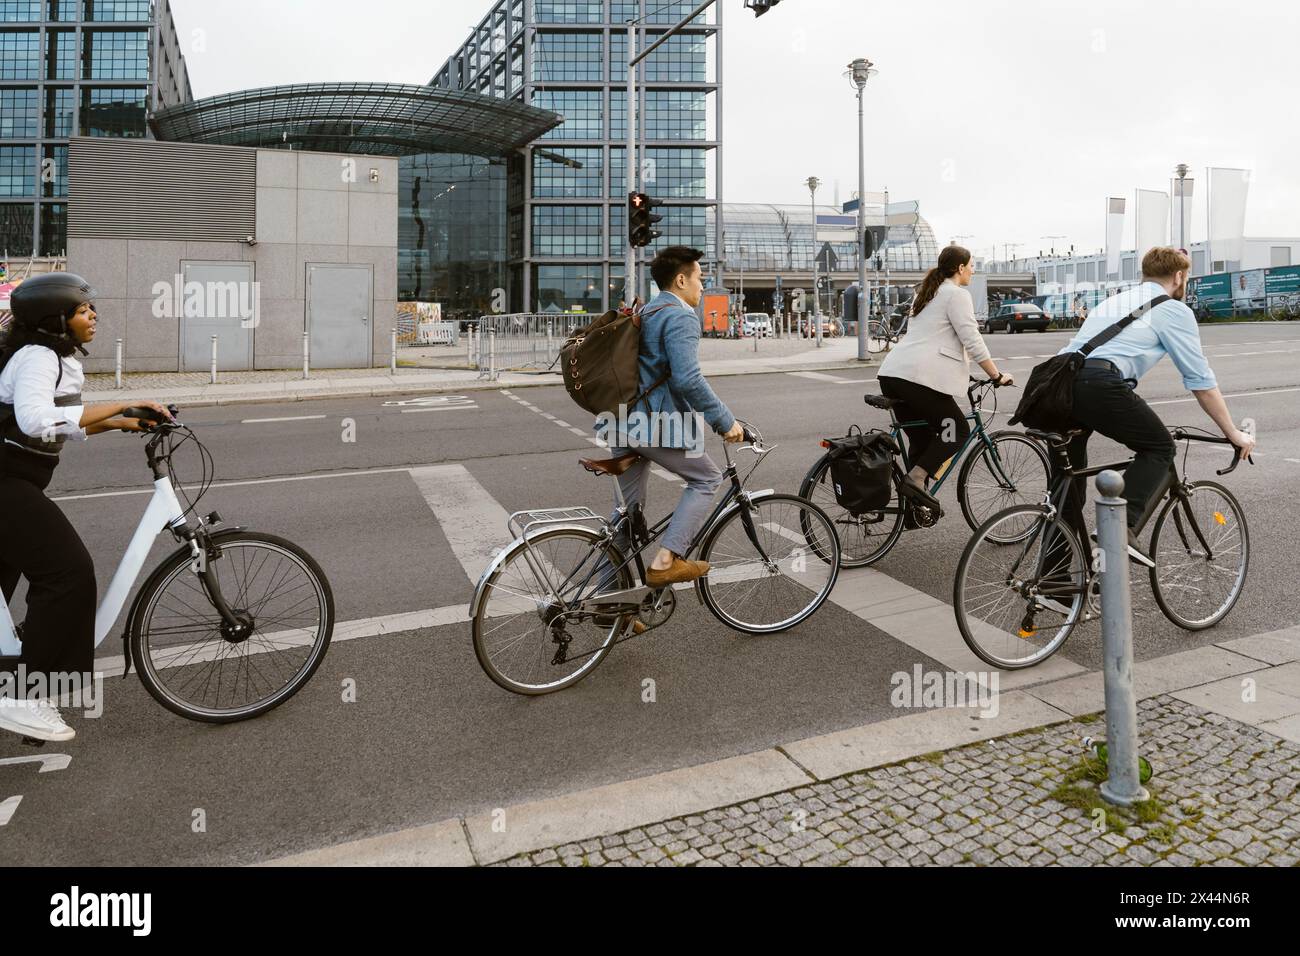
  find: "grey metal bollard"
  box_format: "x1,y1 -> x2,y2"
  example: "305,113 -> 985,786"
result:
210,335 -> 218,385
488,328 -> 497,381
302,331 -> 310,380
115,338 -> 123,390
1095,470 -> 1150,807
390,328 -> 398,374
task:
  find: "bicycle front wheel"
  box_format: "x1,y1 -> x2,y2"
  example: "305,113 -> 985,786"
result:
953,505 -> 1086,669
957,430 -> 1051,541
799,454 -> 904,568
698,494 -> 840,634
130,531 -> 334,723
472,527 -> 631,695
1149,481 -> 1249,629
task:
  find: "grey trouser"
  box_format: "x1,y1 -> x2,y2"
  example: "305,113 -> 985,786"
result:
609,444 -> 724,557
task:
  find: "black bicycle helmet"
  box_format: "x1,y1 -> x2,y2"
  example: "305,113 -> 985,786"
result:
8,273 -> 96,348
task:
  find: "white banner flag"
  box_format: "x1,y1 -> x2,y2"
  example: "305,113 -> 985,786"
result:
1106,197 -> 1126,280
1170,177 -> 1194,251
1135,189 -> 1170,271
1208,167 -> 1250,270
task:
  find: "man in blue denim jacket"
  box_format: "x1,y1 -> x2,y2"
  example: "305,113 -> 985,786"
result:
601,246 -> 744,588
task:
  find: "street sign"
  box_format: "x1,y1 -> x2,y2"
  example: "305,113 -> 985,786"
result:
816,243 -> 839,273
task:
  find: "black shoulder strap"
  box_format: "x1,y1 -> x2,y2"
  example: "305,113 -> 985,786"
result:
1079,294 -> 1170,357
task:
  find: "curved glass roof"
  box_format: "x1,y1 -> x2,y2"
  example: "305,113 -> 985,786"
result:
712,203 -> 939,273
150,83 -> 562,157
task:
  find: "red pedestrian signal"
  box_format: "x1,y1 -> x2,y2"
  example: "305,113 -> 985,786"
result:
629,192 -> 663,248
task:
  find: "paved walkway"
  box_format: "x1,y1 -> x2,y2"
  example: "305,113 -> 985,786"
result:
265,624 -> 1300,868
82,338 -> 874,408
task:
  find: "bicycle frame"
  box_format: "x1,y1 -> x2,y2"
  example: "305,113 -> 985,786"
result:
1,426 -> 246,663
469,438 -> 778,624
0,477 -> 189,659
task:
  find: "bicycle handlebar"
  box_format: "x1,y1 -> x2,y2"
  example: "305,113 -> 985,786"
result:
1170,428 -> 1255,476
120,404 -> 180,431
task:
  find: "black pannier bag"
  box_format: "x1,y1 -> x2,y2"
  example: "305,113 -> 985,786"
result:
1009,295 -> 1169,432
825,426 -> 899,515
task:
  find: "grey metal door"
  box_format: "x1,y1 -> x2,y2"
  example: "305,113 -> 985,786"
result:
180,261 -> 255,372
307,264 -> 373,369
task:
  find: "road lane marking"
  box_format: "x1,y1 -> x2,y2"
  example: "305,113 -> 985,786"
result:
241,415 -> 327,424
408,464 -> 514,586
400,405 -> 480,414
1148,385 -> 1300,406
52,466 -> 415,502
788,371 -> 859,385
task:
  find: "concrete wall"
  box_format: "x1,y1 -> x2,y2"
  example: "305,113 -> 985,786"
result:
69,145 -> 398,373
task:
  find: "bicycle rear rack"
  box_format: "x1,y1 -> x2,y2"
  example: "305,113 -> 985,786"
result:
507,506 -> 607,542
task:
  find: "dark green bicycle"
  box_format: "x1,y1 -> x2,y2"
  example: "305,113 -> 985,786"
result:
801,377 -> 1051,567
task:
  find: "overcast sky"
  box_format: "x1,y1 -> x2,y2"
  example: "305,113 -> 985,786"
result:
169,0 -> 1300,261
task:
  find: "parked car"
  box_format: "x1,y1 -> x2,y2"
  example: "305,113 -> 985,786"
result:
741,313 -> 773,337
986,303 -> 1051,333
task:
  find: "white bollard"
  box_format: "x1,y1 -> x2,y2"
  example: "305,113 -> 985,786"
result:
210,335 -> 218,385
115,338 -> 123,390
390,328 -> 397,374
302,331 -> 310,380
489,328 -> 497,381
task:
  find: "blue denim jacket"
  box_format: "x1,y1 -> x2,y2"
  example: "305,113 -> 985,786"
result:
595,291 -> 736,450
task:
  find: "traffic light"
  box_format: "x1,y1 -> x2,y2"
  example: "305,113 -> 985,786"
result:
629,191 -> 663,248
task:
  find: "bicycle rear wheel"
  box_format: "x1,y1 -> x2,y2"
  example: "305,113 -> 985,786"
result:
953,505 -> 1086,669
472,527 -> 631,695
956,431 -> 1051,541
799,454 -> 904,568
130,531 -> 333,723
698,494 -> 840,634
1149,481 -> 1249,629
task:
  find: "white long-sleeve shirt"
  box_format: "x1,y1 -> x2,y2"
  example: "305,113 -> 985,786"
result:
0,345 -> 89,444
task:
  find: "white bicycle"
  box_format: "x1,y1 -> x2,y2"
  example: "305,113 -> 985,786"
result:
0,406 -> 334,724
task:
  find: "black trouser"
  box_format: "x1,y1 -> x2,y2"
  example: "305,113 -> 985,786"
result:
1057,364 -> 1176,548
878,376 -> 971,479
0,448 -> 96,682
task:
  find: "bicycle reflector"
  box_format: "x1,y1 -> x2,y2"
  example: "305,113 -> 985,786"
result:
1214,512 -> 1227,526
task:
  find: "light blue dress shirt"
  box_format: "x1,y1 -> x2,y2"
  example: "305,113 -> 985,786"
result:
1059,282 -> 1217,391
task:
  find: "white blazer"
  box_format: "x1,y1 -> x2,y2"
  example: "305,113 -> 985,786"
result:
878,279 -> 992,397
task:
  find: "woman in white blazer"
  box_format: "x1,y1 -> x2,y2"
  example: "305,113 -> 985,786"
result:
877,245 -> 1012,512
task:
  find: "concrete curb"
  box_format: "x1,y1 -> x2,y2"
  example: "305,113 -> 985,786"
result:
261,623 -> 1300,867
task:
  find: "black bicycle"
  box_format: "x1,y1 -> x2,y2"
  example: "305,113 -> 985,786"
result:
469,422 -> 841,695
800,378 -> 1051,567
953,426 -> 1252,669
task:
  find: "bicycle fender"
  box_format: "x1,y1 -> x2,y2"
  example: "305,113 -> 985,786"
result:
468,524 -> 603,620
692,490 -> 778,605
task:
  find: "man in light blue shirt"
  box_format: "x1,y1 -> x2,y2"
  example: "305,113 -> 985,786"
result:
1057,247 -> 1255,563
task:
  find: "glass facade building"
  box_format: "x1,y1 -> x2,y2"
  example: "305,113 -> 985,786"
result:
0,0 -> 190,257
431,0 -> 722,313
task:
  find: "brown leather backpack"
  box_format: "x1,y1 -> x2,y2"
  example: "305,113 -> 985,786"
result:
560,303 -> 669,418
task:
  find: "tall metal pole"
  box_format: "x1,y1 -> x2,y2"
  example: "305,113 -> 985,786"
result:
808,176 -> 822,348
848,58 -> 876,363
1175,163 -> 1189,253
624,16 -> 637,307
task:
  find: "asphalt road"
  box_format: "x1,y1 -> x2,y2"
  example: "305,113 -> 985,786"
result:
3,323 -> 1298,864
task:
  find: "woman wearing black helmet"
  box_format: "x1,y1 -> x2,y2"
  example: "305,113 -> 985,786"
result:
0,273 -> 171,742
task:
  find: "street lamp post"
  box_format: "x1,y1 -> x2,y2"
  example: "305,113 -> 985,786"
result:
1175,163 -> 1189,252
847,57 -> 877,363
807,176 -> 822,348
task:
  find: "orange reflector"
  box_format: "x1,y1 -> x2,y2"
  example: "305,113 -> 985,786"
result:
1019,628 -> 1037,639
820,440 -> 832,449
1214,512 -> 1227,526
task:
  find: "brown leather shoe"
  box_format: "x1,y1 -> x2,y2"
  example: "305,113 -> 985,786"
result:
646,558 -> 710,588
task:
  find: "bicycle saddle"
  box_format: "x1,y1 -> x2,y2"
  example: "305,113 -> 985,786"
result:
1025,428 -> 1086,446
864,394 -> 900,411
580,452 -> 641,477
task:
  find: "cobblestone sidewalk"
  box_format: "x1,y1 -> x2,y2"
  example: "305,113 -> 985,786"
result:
496,696 -> 1300,867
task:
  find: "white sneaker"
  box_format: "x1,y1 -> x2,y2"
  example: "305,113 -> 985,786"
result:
0,698 -> 76,742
